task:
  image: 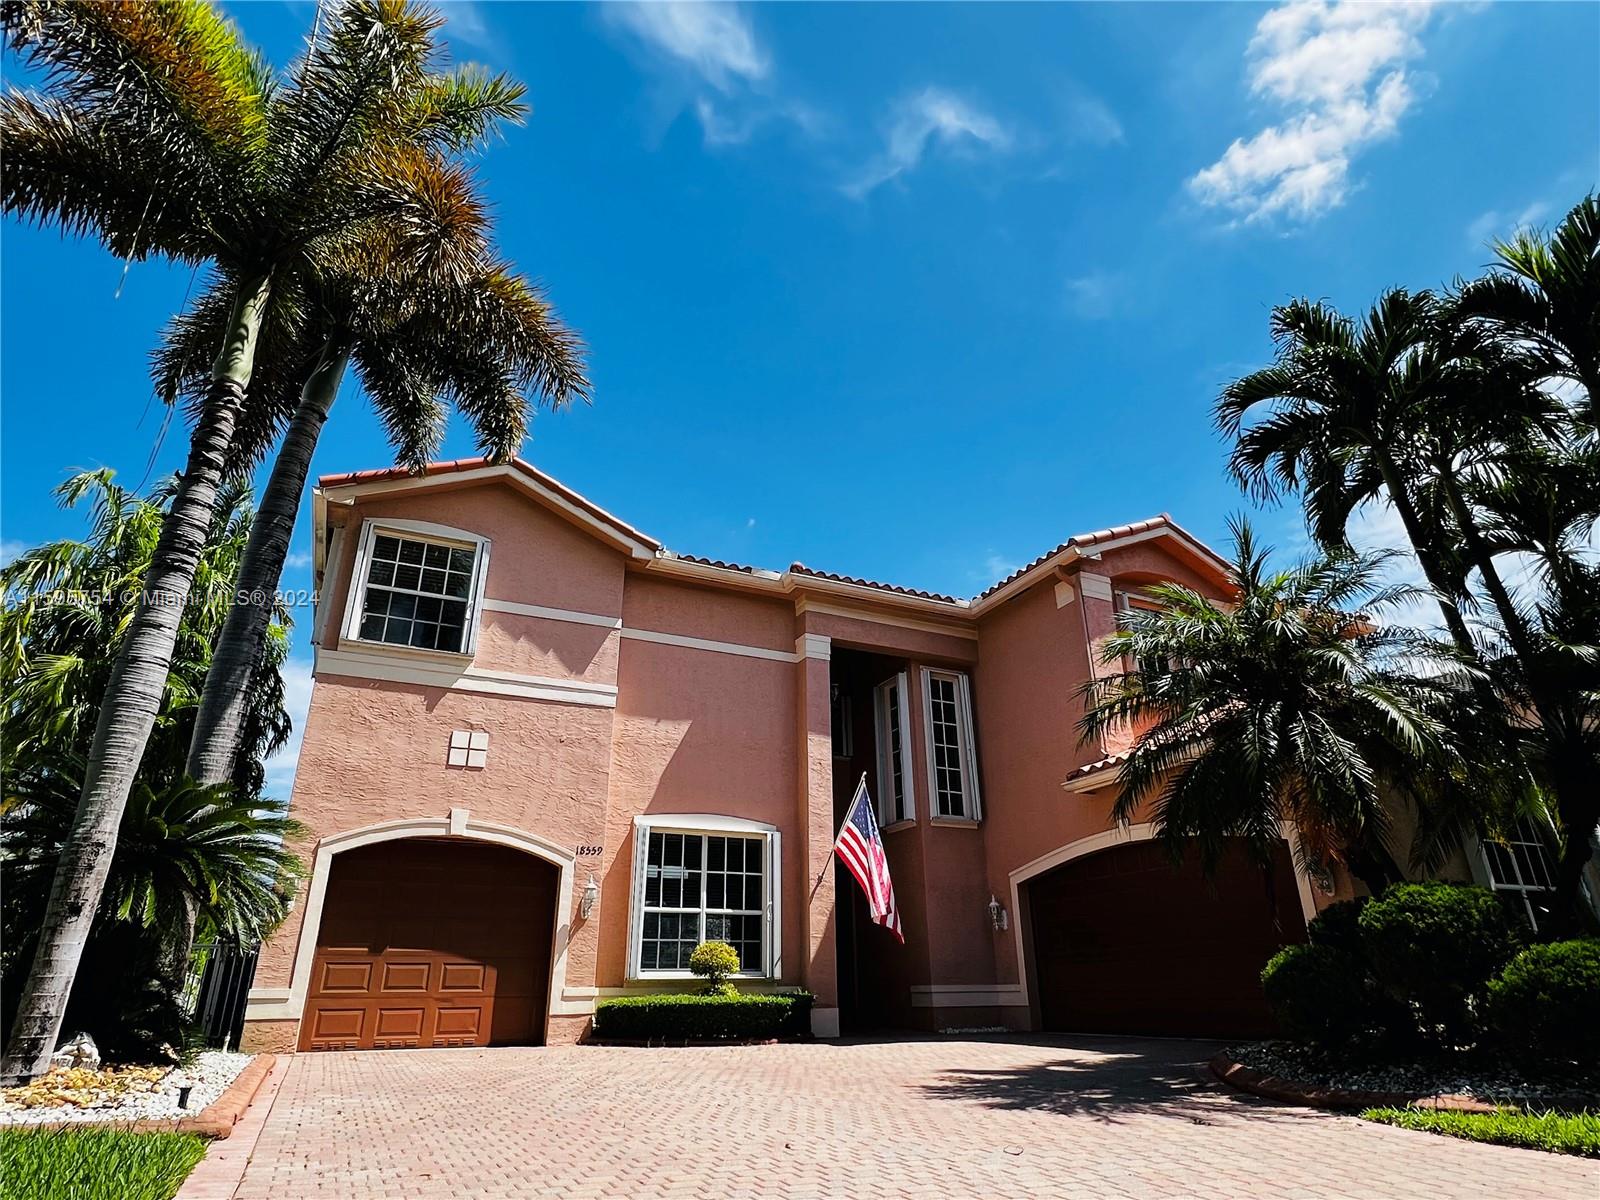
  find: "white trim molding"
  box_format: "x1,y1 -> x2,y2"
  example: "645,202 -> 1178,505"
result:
481,597 -> 623,630
1004,822 -> 1317,1025
796,633 -> 831,662
245,814 -> 581,1027
620,626 -> 796,663
315,646 -> 618,708
1078,573 -> 1113,602
909,984 -> 1029,1009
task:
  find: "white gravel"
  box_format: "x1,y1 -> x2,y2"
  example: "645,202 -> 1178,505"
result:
1228,1040 -> 1600,1104
0,1051 -> 254,1126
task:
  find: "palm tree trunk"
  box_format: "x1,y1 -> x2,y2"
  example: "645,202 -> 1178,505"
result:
1371,450 -> 1478,657
186,336 -> 349,787
0,271 -> 272,1085
1432,458 -> 1600,931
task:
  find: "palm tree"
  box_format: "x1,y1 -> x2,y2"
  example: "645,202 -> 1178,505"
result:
2,767 -> 302,1054
1457,193 -> 1599,430
1078,520 -> 1468,895
1218,292 -> 1480,657
0,0 -> 501,1080
176,249 -> 588,789
0,470 -> 291,803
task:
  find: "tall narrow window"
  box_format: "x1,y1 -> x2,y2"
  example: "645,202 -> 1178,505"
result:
921,669 -> 981,821
1481,816 -> 1558,932
873,673 -> 915,825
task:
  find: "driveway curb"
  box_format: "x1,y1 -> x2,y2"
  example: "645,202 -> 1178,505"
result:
10,1053 -> 277,1139
1211,1051 -> 1502,1113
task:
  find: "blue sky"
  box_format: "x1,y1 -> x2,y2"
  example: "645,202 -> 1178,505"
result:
3,1 -> 1597,797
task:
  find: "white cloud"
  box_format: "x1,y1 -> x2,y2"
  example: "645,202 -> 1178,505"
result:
1063,92 -> 1124,146
1190,1 -> 1447,223
284,550 -> 312,571
976,551 -> 1021,585
440,1 -> 496,54
263,655 -> 314,804
604,1 -> 769,91
843,87 -> 1012,198
1465,201 -> 1549,249
0,538 -> 29,567
1064,271 -> 1125,320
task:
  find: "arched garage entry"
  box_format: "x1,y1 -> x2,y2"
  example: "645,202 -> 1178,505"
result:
1022,832 -> 1309,1039
301,838 -> 559,1052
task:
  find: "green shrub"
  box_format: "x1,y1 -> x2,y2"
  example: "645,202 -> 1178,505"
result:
1261,943 -> 1382,1047
1305,897 -> 1369,956
688,941 -> 741,994
1359,1107 -> 1600,1159
0,1128 -> 208,1200
592,991 -> 812,1041
1487,939 -> 1600,1067
1359,883 -> 1521,1043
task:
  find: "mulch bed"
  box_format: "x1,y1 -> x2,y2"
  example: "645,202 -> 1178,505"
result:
7,1054 -> 277,1140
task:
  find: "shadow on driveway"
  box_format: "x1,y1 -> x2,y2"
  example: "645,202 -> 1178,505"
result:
906,1032 -> 1328,1126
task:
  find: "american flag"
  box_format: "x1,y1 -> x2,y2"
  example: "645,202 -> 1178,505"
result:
834,776 -> 903,943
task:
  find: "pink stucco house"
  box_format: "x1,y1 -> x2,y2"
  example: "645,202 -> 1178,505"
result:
240,458 -> 1553,1054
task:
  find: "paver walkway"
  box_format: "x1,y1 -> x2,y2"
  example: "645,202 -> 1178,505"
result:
219,1035 -> 1596,1199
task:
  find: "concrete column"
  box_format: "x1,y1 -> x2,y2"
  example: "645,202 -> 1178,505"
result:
794,632 -> 839,1036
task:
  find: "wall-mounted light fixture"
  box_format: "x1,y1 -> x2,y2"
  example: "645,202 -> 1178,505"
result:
987,894 -> 1008,932
580,874 -> 599,920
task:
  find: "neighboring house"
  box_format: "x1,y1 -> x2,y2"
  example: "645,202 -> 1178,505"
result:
240,458 -> 1565,1054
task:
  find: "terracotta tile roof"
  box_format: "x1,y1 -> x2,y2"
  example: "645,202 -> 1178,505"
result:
316,460 -> 1228,609
787,563 -> 964,605
977,515 -> 1176,600
1067,750 -> 1131,781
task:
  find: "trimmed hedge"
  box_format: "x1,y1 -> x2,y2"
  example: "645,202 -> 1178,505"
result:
1305,897 -> 1368,956
592,991 -> 813,1041
1487,939 -> 1600,1067
1359,883 -> 1521,1043
1261,943 -> 1375,1047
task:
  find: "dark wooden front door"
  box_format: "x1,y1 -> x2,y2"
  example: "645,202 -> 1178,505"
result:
301,839 -> 556,1052
1028,838 -> 1306,1038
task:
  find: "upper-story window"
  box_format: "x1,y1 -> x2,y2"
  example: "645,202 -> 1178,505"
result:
873,673 -> 915,825
342,519 -> 491,656
1117,589 -> 1171,680
921,668 -> 981,821
1481,816 -> 1559,932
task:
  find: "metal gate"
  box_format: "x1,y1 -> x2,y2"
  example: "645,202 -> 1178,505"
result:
185,943 -> 259,1050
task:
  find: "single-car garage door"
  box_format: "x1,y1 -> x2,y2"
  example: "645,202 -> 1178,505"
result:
302,839 -> 557,1052
1028,838 -> 1306,1038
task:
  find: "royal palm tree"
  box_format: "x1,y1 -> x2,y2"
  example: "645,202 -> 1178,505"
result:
1218,291 -> 1481,657
175,248 -> 588,789
1,0 -> 502,1080
1078,520 -> 1471,895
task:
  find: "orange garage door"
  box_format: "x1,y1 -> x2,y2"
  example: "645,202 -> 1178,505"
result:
301,839 -> 556,1052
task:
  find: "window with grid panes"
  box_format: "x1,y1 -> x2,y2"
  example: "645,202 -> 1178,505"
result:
1481,816 -> 1559,932
357,532 -> 477,652
925,671 -> 977,819
637,830 -> 766,973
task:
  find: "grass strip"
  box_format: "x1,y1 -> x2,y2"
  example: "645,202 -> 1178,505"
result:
0,1127 -> 209,1200
1360,1106 -> 1600,1158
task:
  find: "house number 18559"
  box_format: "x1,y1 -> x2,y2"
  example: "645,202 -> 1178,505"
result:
575,844 -> 603,857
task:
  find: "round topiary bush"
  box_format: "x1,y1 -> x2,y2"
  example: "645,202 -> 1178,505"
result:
1486,939 -> 1600,1067
1305,897 -> 1369,956
688,940 -> 741,995
1261,943 -> 1374,1047
1358,882 -> 1522,1044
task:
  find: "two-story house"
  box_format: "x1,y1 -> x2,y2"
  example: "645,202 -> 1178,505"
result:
242,457 -> 1512,1054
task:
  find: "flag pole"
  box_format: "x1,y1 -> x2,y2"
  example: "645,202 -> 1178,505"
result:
831,772 -> 870,845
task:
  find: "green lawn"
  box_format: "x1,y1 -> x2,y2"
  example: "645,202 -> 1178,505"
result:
0,1127 -> 209,1200
1361,1106 -> 1600,1158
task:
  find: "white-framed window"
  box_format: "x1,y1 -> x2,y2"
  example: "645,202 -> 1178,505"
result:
1117,589 -> 1170,679
1481,816 -> 1558,932
340,519 -> 491,656
627,815 -> 781,980
873,673 -> 915,826
920,668 -> 981,821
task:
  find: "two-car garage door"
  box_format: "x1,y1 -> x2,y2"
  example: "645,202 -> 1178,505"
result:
1028,838 -> 1307,1039
301,839 -> 557,1052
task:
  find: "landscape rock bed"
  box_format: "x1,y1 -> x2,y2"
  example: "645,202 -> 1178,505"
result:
1,1051 -> 253,1126
1224,1041 -> 1600,1109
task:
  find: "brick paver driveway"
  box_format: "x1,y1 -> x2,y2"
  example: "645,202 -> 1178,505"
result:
225,1036 -> 1596,1199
